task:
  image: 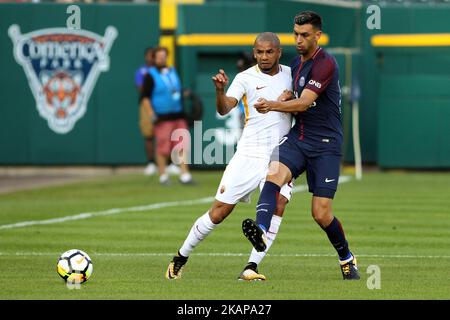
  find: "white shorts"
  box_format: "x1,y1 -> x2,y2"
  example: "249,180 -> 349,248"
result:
215,154 -> 293,205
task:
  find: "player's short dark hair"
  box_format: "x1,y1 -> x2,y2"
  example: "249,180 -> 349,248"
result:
144,47 -> 153,56
294,11 -> 322,30
152,46 -> 169,58
254,32 -> 280,48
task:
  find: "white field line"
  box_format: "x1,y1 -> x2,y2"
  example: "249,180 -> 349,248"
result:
0,176 -> 352,231
0,251 -> 449,259
0,197 -> 214,230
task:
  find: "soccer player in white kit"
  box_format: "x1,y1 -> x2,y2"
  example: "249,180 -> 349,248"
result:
166,32 -> 294,281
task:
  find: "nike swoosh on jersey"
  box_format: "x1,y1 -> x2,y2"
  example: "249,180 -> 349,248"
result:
325,178 -> 335,183
256,86 -> 267,90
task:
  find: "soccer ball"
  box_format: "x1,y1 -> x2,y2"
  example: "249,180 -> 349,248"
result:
57,249 -> 93,284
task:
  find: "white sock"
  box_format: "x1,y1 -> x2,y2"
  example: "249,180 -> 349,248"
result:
179,211 -> 217,257
159,173 -> 169,183
248,215 -> 282,265
180,172 -> 192,183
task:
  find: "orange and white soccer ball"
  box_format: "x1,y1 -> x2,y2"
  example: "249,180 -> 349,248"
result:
57,249 -> 93,284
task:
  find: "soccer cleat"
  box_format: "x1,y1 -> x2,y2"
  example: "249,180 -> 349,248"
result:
165,254 -> 188,280
340,255 -> 360,280
242,218 -> 267,252
238,262 -> 266,281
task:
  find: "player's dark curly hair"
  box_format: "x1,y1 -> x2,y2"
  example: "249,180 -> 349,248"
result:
294,11 -> 322,30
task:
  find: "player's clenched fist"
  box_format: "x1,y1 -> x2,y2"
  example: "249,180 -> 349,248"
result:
254,97 -> 274,114
212,69 -> 229,90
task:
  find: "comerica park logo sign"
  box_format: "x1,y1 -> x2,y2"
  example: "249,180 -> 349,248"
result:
8,25 -> 117,134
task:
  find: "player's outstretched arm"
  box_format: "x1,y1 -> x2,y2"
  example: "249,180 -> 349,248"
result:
212,69 -> 238,115
255,89 -> 318,114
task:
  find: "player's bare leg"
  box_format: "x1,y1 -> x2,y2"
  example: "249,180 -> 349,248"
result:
156,154 -> 170,185
267,161 -> 292,186
143,138 -> 157,176
239,194 -> 288,281
177,149 -> 194,185
312,196 -> 360,280
242,161 -> 292,252
165,200 -> 235,280
170,137 -> 193,184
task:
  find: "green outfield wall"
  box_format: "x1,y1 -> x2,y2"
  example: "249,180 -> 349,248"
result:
0,1 -> 449,168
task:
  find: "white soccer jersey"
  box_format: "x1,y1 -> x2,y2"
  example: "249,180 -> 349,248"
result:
226,64 -> 293,160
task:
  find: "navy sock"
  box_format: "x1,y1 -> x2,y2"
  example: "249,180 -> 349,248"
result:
322,217 -> 351,261
255,181 -> 280,232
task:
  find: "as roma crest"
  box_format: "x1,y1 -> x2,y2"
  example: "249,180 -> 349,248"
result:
8,25 -> 118,134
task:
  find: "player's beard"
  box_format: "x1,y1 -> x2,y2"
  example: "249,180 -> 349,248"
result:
297,43 -> 318,58
259,62 -> 277,74
296,45 -> 308,55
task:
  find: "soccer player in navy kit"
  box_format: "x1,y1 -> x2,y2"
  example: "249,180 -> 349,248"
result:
242,11 -> 360,280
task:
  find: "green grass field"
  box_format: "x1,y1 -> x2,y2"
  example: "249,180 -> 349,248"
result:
0,171 -> 449,300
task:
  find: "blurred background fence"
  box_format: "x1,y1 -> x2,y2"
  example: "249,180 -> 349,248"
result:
1,0 -> 449,168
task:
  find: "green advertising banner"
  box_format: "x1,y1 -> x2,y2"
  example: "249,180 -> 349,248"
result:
0,3 -> 159,164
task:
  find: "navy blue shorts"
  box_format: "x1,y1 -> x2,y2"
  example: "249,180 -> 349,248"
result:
271,132 -> 341,199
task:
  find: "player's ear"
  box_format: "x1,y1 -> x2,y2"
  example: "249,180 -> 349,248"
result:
315,30 -> 322,42
278,47 -> 282,59
252,48 -> 257,60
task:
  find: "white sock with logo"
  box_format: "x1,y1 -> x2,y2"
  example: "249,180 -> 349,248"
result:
248,215 -> 283,265
179,211 -> 217,257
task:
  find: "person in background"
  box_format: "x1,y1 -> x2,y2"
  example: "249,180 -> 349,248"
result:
135,47 -> 181,177
135,47 -> 157,176
139,47 -> 193,185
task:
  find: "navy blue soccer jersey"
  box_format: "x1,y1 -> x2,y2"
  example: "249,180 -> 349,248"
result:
290,47 -> 343,154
